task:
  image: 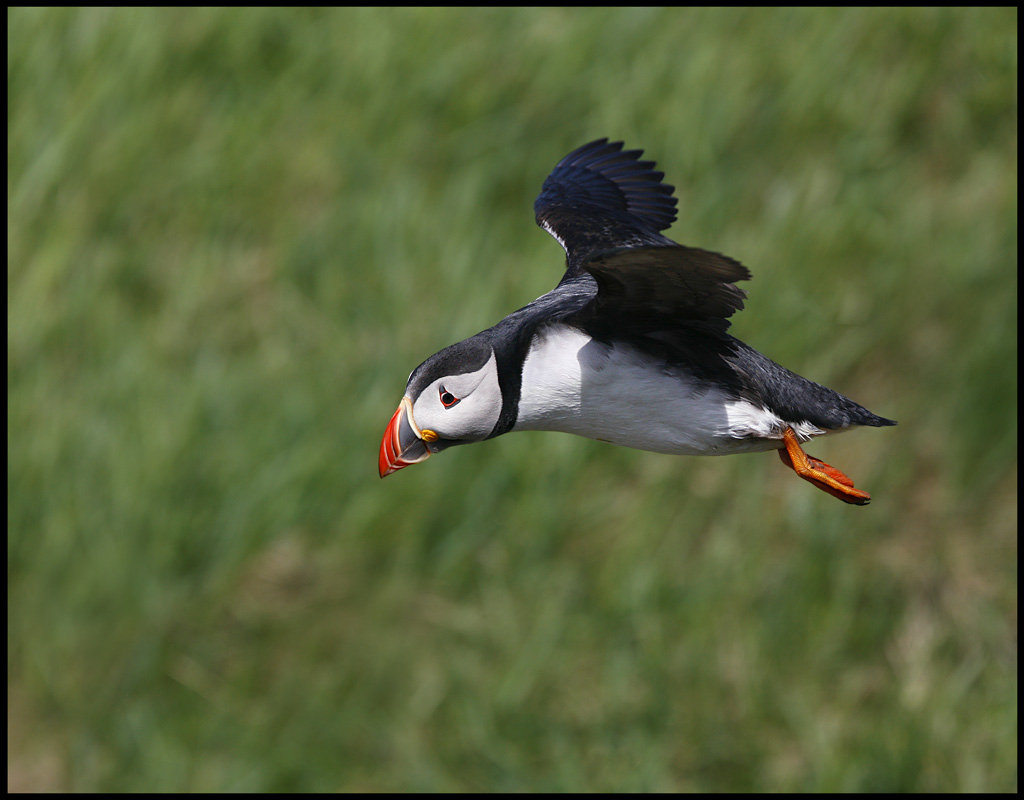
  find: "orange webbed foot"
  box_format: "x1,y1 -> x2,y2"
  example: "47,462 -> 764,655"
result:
777,427 -> 872,506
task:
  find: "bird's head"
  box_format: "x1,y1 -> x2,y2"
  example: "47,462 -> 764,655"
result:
378,336 -> 503,477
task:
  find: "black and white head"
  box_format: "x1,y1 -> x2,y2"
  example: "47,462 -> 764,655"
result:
379,334 -> 504,476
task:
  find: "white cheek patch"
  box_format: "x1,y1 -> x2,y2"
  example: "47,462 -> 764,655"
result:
412,351 -> 502,441
441,352 -> 496,399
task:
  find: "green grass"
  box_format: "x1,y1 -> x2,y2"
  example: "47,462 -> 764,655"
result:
8,7 -> 1017,792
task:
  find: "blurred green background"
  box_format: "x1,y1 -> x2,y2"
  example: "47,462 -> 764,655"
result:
8,7 -> 1017,792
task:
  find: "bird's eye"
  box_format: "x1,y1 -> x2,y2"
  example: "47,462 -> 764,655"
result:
439,386 -> 460,408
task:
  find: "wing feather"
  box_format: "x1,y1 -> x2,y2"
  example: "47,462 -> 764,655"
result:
534,139 -> 677,269
536,140 -> 751,333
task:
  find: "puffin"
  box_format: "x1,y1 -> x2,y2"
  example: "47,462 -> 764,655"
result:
379,138 -> 896,505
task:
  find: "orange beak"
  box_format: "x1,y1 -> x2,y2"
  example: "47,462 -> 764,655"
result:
378,396 -> 433,478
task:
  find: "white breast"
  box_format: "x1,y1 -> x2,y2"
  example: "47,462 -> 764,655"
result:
513,325 -> 823,456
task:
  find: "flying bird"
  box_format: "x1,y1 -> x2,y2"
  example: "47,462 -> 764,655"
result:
379,139 -> 895,504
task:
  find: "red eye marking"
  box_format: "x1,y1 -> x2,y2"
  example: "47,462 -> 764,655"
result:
439,387 -> 460,408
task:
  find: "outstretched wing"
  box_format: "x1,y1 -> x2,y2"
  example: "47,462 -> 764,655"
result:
534,138 -> 677,270
577,244 -> 751,334
536,139 -> 752,332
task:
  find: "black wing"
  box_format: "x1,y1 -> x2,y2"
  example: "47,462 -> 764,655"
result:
534,138 -> 677,269
577,245 -> 751,334
536,139 -> 751,332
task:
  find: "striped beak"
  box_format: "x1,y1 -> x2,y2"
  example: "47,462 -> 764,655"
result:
378,396 -> 433,477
